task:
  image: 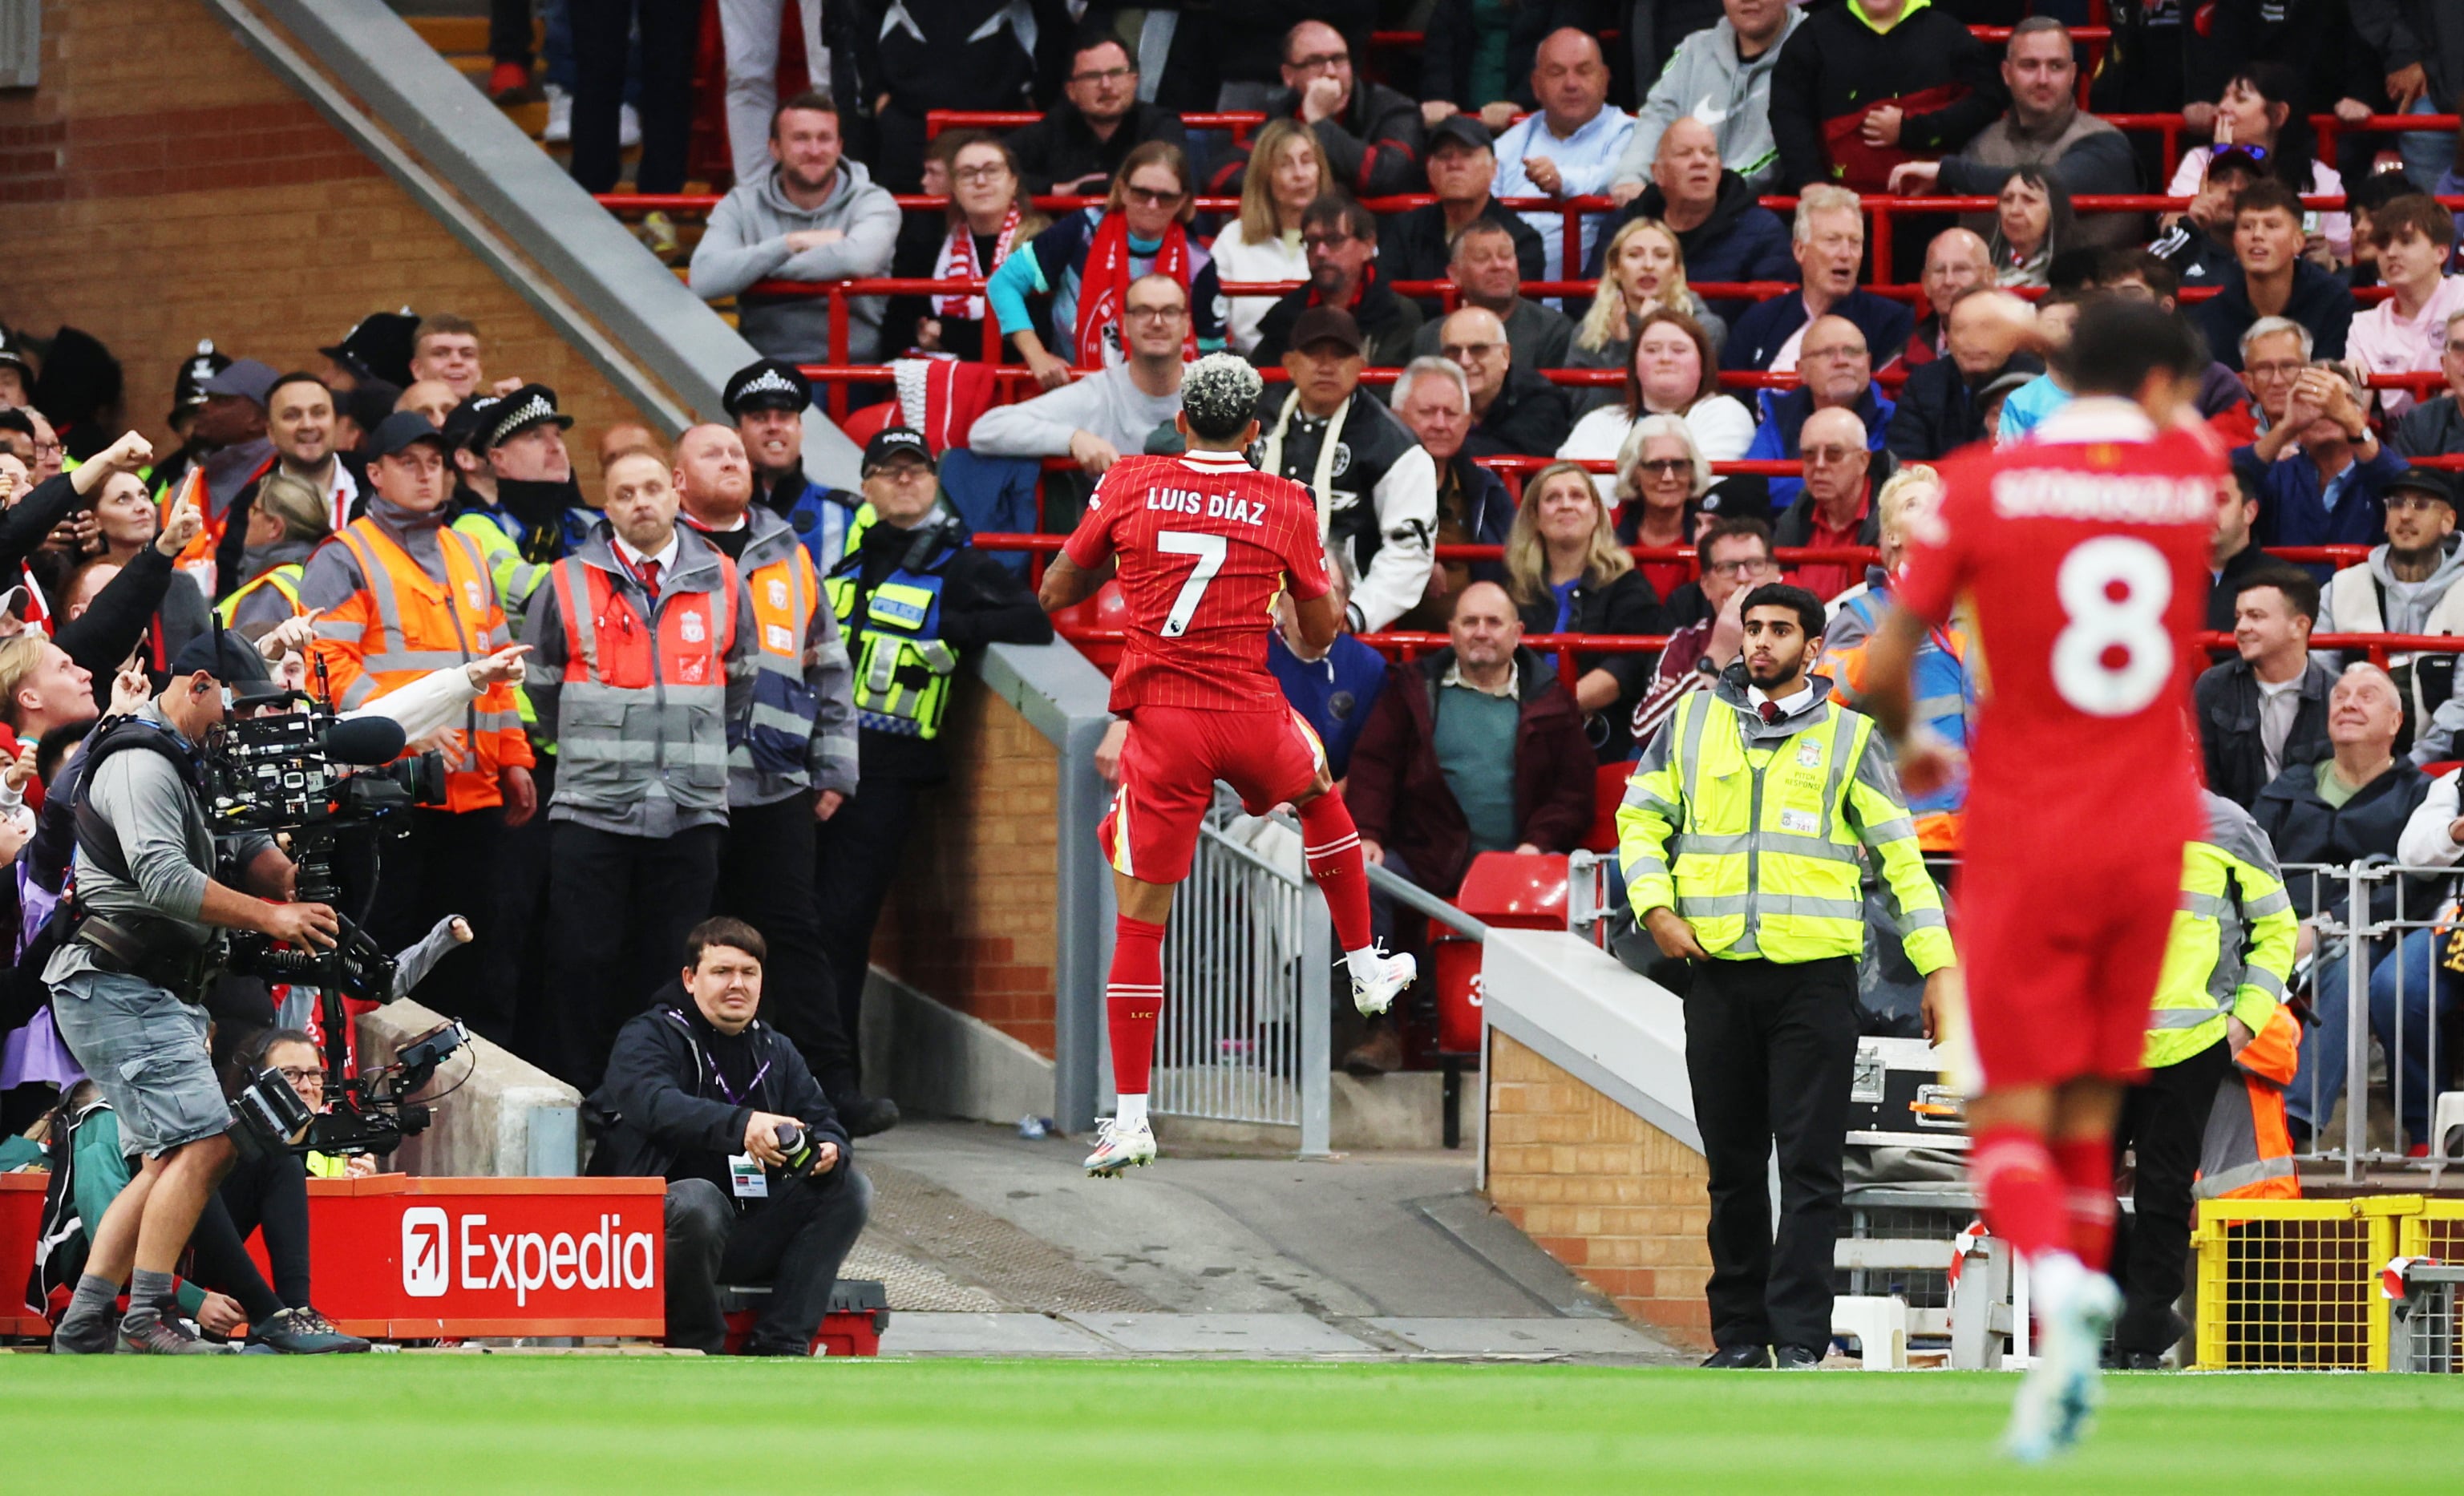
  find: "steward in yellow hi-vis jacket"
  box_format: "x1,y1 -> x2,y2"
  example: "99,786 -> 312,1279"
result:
1615,583 -> 1956,1369
2108,790 -> 2301,1367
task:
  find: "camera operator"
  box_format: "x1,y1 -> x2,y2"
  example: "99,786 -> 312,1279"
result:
43,627 -> 342,1354
587,917 -> 872,1357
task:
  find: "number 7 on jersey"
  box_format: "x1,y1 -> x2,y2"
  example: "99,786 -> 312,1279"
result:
1156,530 -> 1228,638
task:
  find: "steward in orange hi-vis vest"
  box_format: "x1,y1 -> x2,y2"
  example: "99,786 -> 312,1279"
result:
308,512 -> 534,812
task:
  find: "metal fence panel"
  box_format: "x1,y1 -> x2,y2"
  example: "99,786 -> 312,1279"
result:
1151,815 -> 1330,1144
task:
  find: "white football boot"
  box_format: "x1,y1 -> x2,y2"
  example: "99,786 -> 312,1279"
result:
2005,1259 -> 2120,1464
1349,947 -> 1417,1017
1082,1115 -> 1158,1177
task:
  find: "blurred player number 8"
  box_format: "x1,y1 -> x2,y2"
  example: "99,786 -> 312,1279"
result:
1158,531 -> 1230,638
2051,536 -> 2175,718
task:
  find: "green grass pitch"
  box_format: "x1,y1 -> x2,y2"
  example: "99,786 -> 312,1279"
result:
4,1357 -> 2459,1493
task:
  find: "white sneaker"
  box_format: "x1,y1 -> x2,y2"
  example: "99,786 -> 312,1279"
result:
619,103 -> 641,149
2005,1264 -> 2119,1464
1082,1115 -> 1156,1177
1349,948 -> 1416,1017
542,84 -> 572,144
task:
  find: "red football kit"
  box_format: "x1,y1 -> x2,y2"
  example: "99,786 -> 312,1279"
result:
1063,447 -> 1334,885
1896,399 -> 2227,1090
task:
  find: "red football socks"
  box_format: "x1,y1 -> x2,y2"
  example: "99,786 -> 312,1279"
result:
2052,1136 -> 2118,1272
1106,913 -> 1167,1095
1970,1124 -> 2073,1267
1299,793 -> 1374,952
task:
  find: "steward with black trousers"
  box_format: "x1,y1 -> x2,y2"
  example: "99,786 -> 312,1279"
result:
812,430 -> 1051,1071
588,918 -> 871,1357
670,423 -> 890,1135
524,449 -> 757,1093
1615,584 -> 1956,1369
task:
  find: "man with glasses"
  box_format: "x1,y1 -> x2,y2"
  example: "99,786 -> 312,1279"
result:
971,274 -> 1190,474
1008,35 -> 1189,197
1250,196 -> 1423,367
2390,309 -> 2464,459
2235,358 -> 2405,562
1426,306 -> 1572,459
1631,517 -> 1780,746
1216,19 -> 1423,200
1740,316 -> 1891,514
1409,220 -> 1576,372
1774,407 -> 1887,603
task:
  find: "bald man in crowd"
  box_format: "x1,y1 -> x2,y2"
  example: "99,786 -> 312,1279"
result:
1908,228 -> 1993,366
1773,406 -> 1885,601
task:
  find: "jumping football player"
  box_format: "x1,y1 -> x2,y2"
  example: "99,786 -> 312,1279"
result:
1859,297 -> 2226,1460
1038,354 -> 1415,1177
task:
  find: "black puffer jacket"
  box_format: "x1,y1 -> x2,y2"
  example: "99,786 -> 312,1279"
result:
587,994 -> 849,1202
2253,757 -> 2437,924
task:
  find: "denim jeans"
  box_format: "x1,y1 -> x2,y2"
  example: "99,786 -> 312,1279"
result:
2289,928 -> 2462,1146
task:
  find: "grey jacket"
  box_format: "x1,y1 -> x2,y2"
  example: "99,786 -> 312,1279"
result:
1936,105 -> 2143,249
1610,9 -> 1803,192
688,162 -> 901,363
524,524 -> 757,839
967,364 -> 1184,460
721,506 -> 859,807
47,702 -> 274,982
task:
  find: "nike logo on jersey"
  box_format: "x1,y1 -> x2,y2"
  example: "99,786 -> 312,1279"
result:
1146,488 -> 1268,526
1692,98 -> 1730,126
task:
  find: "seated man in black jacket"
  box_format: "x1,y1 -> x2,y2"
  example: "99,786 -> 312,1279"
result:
589,917 -> 872,1358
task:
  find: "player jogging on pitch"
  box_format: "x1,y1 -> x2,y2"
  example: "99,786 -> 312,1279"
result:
1039,354 -> 1415,1178
1859,298 -> 2226,1461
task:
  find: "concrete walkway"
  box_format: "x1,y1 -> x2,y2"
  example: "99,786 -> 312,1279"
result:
848,1120 -> 1685,1365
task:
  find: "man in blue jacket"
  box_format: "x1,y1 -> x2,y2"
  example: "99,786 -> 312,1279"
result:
589,918 -> 872,1357
1592,119 -> 1796,327
1738,316 -> 1892,513
2236,362 -> 2407,572
1723,186 -> 1913,374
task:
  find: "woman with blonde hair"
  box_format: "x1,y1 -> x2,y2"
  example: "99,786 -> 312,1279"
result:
1213,119 -> 1330,354
1568,218 -> 1728,411
220,469 -> 333,636
986,139 -> 1225,388
1506,459 -> 1669,761
1822,463 -> 1941,654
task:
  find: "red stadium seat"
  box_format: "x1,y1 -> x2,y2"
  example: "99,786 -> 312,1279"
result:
1586,761 -> 1630,854
1048,580 -> 1129,671
1430,853 -> 1571,1053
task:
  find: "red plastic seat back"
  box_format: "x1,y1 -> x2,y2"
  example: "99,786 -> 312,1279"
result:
1586,760 -> 1631,852
1051,580 -> 1129,671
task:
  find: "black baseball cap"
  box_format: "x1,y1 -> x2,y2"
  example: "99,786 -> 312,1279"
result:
200,359 -> 279,408
365,410 -> 451,459
1427,115 -> 1496,155
170,626 -> 272,685
723,358 -> 813,418
479,382 -> 573,450
2388,466 -> 2457,510
1290,305 -> 1365,356
861,427 -> 935,475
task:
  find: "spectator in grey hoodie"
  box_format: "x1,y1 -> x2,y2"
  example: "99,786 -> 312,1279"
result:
968,273 -> 1187,476
2319,467 -> 2464,750
688,92 -> 900,365
1608,0 -> 1802,200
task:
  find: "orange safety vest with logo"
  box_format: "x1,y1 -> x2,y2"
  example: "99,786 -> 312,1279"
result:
544,551 -> 741,823
734,540 -> 825,779
2195,1006 -> 2302,1202
310,518 -> 533,812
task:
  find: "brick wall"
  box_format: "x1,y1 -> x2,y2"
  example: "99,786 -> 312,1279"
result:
1485,1031 -> 1713,1348
868,681 -> 1062,1057
0,0 -> 654,465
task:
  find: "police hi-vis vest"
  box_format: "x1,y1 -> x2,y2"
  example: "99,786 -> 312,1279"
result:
2143,794 -> 2300,1071
1616,677 -> 1954,971
546,548 -> 741,819
827,504 -> 961,740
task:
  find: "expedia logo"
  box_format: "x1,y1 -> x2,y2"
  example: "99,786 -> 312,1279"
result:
404,1209 -> 659,1305
403,1207 -> 450,1297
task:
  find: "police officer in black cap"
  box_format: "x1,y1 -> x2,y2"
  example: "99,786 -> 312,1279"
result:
725,359 -> 857,576
811,429 -> 1051,1073
451,383 -> 592,618
318,310 -> 420,393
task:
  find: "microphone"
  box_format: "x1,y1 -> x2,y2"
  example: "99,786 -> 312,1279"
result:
318,715 -> 408,766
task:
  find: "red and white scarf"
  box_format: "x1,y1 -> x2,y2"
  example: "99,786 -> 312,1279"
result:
933,204 -> 1022,322
1074,212 -> 1196,369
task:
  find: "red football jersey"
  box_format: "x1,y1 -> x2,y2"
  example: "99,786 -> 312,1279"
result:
1063,448 -> 1331,714
1896,400 -> 2227,866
